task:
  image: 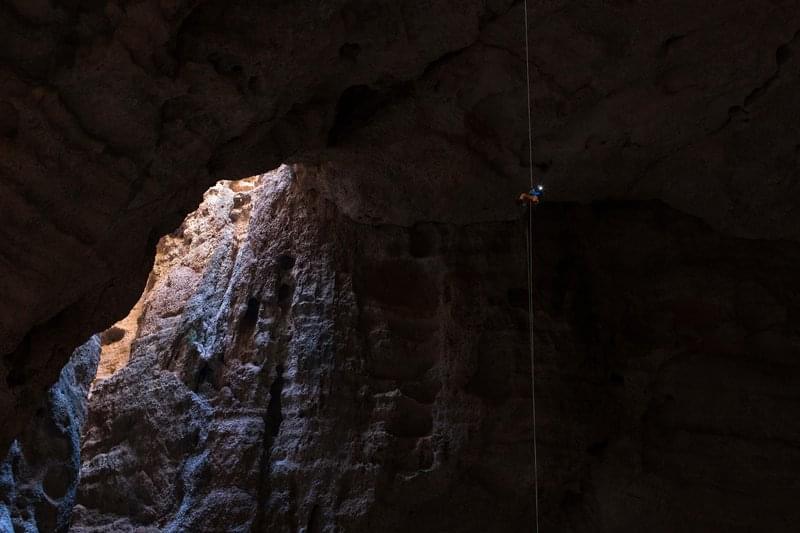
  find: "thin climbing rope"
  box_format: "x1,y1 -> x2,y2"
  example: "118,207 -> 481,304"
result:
523,1 -> 541,532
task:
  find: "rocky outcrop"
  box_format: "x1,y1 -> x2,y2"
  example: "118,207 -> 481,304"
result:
0,0 -> 517,455
3,0 -> 800,457
0,337 -> 100,532
71,165 -> 800,532
72,166 -> 535,531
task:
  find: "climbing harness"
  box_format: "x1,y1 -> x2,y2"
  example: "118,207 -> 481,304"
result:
522,1 -> 541,531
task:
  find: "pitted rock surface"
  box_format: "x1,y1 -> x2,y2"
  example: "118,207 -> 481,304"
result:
0,337 -> 100,532
70,166 -> 800,532
72,167 -> 535,532
3,1 -> 800,456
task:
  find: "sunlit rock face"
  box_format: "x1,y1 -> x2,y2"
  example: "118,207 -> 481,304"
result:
72,166 -> 800,532
72,167 -> 534,532
93,296 -> 146,384
0,337 -> 99,533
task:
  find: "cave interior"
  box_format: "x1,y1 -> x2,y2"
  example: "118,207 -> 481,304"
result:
1,0 -> 800,532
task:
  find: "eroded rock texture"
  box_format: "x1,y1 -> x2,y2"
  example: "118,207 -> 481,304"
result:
0,0 -> 523,454
72,166 -> 534,532
73,166 -> 800,532
3,0 -> 800,457
0,337 -> 100,533
2,0 -> 800,530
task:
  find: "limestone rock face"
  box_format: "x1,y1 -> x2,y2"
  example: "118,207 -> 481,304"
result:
0,0 -> 501,455
94,296 -> 146,384
72,166 -> 535,532
72,165 -> 800,532
3,0 -> 800,456
0,337 -> 100,533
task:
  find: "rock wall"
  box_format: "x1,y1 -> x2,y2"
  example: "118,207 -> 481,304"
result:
0,0 -> 520,454
72,166 -> 535,532
3,0 -> 800,455
72,166 -> 800,532
0,337 -> 100,532
1,1 -> 800,529
531,203 -> 800,531
94,295 -> 146,384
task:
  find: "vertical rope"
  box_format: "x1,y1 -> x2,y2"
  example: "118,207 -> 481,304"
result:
526,215 -> 541,533
523,1 -> 541,532
524,1 -> 534,190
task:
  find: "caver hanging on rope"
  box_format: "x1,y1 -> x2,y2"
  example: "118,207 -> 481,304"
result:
518,184 -> 545,206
